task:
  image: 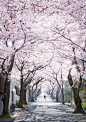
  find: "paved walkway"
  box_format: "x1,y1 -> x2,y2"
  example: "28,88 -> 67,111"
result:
0,93 -> 86,122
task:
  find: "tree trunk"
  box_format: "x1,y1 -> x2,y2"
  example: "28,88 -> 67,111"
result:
35,84 -> 37,100
51,88 -> 54,100
73,87 -> 85,113
1,54 -> 15,116
35,90 -> 37,100
61,89 -> 64,104
31,86 -> 34,102
68,69 -> 85,114
18,75 -> 24,108
2,77 -> 10,115
23,88 -> 27,105
29,88 -> 31,102
56,91 -> 58,102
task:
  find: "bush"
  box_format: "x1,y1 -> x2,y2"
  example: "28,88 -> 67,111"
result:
64,88 -> 71,94
82,102 -> 86,110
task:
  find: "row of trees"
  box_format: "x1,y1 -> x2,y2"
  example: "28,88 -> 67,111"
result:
0,0 -> 86,116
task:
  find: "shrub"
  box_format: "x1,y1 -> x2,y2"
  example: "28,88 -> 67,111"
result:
82,102 -> 86,110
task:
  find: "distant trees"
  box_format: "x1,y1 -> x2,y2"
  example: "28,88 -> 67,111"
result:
45,63 -> 65,104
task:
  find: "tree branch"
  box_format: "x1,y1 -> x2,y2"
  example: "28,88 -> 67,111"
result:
8,54 -> 15,73
15,62 -> 21,71
68,68 -> 73,87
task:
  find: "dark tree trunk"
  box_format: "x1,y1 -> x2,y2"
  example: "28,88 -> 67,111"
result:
1,54 -> 15,116
31,86 -> 34,102
61,67 -> 64,104
29,88 -> 31,102
35,84 -> 37,100
68,69 -> 85,114
2,77 -> 10,115
72,87 -> 85,113
61,89 -> 64,104
23,88 -> 27,105
51,88 -> 54,100
56,91 -> 58,102
18,75 -> 24,108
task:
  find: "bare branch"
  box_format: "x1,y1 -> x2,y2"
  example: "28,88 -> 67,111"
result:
24,72 -> 30,83
56,29 -> 85,51
34,6 -> 48,18
24,77 -> 33,87
15,62 -> 21,71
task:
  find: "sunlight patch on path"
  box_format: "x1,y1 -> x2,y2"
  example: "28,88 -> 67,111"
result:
25,93 -> 61,106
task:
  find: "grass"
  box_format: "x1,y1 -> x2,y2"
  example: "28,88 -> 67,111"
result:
0,114 -> 13,119
82,102 -> 86,110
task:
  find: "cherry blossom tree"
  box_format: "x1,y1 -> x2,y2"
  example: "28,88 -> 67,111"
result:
48,64 -> 65,104
67,47 -> 86,113
0,0 -> 39,115
31,77 -> 44,101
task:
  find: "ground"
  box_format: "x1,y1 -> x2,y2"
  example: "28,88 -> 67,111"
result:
0,93 -> 86,122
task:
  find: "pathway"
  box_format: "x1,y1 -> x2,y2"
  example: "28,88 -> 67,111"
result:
0,93 -> 86,122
